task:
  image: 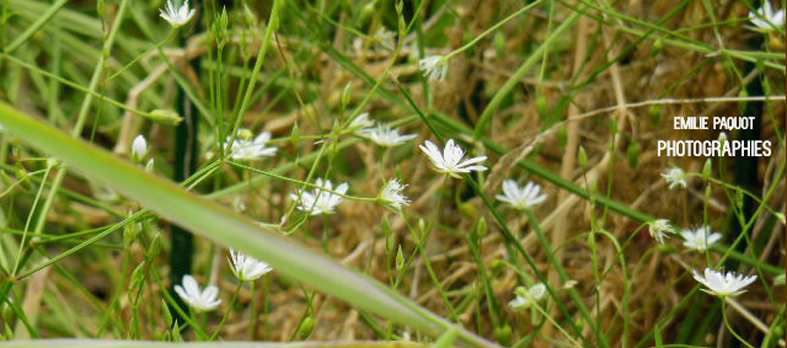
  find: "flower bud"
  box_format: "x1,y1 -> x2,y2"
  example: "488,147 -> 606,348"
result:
147,109 -> 182,125
132,135 -> 148,162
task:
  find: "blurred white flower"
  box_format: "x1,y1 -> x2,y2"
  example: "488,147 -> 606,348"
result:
418,55 -> 448,81
359,125 -> 417,147
648,219 -> 673,244
174,275 -> 221,312
681,226 -> 722,251
562,279 -> 578,289
495,180 -> 547,210
349,112 -> 375,131
160,0 -> 196,28
131,135 -> 148,161
749,2 -> 785,31
509,283 -> 547,309
229,249 -> 272,282
373,28 -> 396,50
291,178 -> 348,216
693,268 -> 757,297
661,167 -> 688,189
419,139 -> 487,178
380,179 -> 410,209
226,130 -> 277,161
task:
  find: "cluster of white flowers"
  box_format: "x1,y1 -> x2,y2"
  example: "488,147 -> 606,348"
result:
163,0 -> 761,318
175,250 -> 273,312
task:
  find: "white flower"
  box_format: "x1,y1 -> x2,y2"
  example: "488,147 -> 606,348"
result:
349,112 -> 375,131
681,226 -> 722,251
418,55 -> 448,81
359,125 -> 417,147
419,139 -> 487,178
290,178 -> 348,216
509,283 -> 547,309
160,0 -> 196,27
226,130 -> 277,161
495,180 -> 547,210
648,219 -> 673,244
692,268 -> 757,297
749,2 -> 785,31
229,249 -> 272,282
373,28 -> 396,50
661,167 -> 688,189
131,135 -> 148,161
174,275 -> 221,312
380,179 -> 410,209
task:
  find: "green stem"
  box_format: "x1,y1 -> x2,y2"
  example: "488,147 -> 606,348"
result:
3,0 -> 69,53
473,11 -> 580,139
721,301 -> 755,348
444,0 -> 542,61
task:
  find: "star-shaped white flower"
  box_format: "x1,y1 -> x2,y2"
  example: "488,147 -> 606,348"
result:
419,139 -> 487,178
680,226 -> 722,251
226,130 -> 277,161
174,275 -> 221,312
661,167 -> 688,190
229,249 -> 272,282
509,283 -> 547,309
380,179 -> 410,210
648,219 -> 673,244
359,125 -> 417,147
131,135 -> 148,161
496,180 -> 547,210
693,268 -> 757,297
749,2 -> 785,32
418,55 -> 448,81
290,178 -> 348,216
160,0 -> 196,28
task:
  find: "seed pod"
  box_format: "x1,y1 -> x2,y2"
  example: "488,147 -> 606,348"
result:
296,317 -> 315,339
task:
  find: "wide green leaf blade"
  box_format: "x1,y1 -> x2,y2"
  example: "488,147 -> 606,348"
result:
0,103 -> 495,348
